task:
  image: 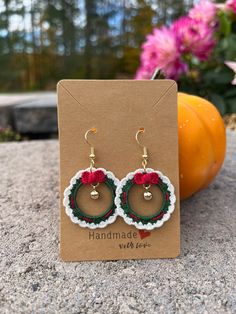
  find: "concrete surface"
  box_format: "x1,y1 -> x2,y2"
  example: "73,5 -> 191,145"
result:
0,131 -> 235,314
0,92 -> 56,133
14,95 -> 57,133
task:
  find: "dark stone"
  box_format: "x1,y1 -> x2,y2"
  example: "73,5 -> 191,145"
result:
32,283 -> 40,292
14,94 -> 57,134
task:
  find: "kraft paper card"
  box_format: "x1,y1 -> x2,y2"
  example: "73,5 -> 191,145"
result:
57,80 -> 180,261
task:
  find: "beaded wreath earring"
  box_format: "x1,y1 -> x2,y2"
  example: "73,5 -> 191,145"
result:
115,128 -> 176,230
63,128 -> 119,229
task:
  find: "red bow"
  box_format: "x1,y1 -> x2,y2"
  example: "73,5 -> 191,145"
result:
81,170 -> 105,184
133,172 -> 159,185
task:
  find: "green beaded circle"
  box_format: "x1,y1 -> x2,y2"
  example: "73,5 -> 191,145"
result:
68,176 -> 117,225
119,176 -> 172,226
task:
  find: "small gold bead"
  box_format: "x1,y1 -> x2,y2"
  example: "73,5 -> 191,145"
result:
144,191 -> 152,201
90,189 -> 99,200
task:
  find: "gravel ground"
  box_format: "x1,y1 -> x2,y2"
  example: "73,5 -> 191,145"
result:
0,131 -> 235,314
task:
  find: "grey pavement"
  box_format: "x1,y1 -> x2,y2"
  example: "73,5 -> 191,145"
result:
0,131 -> 235,314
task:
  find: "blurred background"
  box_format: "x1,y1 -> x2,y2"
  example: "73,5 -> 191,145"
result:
0,0 -> 235,141
0,0 -> 198,91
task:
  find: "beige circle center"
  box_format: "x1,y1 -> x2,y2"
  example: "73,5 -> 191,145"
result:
76,183 -> 113,216
128,184 -> 163,216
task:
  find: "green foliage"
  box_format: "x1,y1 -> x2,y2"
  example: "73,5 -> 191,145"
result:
179,11 -> 236,114
0,127 -> 23,142
180,64 -> 235,114
219,11 -> 232,36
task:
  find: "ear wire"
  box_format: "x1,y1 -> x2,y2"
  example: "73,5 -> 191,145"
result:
85,127 -> 97,170
135,127 -> 148,170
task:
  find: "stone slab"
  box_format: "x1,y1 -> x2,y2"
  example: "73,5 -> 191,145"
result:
13,94 -> 57,133
0,130 -> 235,313
0,93 -> 51,107
0,92 -> 56,133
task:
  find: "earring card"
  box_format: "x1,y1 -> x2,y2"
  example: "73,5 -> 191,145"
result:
57,80 -> 180,261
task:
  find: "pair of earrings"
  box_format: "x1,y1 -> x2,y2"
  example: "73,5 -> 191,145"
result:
63,128 -> 176,231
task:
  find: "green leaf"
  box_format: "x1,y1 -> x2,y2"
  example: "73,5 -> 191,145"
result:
225,97 -> 236,113
203,66 -> 234,86
208,93 -> 226,115
224,87 -> 236,98
219,12 -> 232,36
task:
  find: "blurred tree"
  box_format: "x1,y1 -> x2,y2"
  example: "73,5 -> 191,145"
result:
0,0 -> 196,91
84,0 -> 96,78
3,0 -> 12,52
119,0 -> 155,75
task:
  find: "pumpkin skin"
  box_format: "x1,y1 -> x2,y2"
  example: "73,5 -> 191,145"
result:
178,93 -> 226,200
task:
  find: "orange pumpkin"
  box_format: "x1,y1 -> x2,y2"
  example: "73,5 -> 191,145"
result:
178,93 -> 226,200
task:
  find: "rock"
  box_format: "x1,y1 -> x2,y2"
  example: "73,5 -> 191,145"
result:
0,93 -> 41,128
32,283 -> 40,292
0,130 -> 235,313
0,92 -> 57,134
13,94 -> 57,133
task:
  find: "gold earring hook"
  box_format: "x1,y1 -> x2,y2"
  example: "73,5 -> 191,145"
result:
135,127 -> 148,170
85,127 -> 97,170
85,127 -> 97,147
135,127 -> 148,157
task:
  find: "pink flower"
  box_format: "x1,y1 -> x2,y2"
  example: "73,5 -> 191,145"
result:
172,16 -> 215,61
226,0 -> 236,13
135,26 -> 187,80
135,66 -> 152,80
189,0 -> 217,24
